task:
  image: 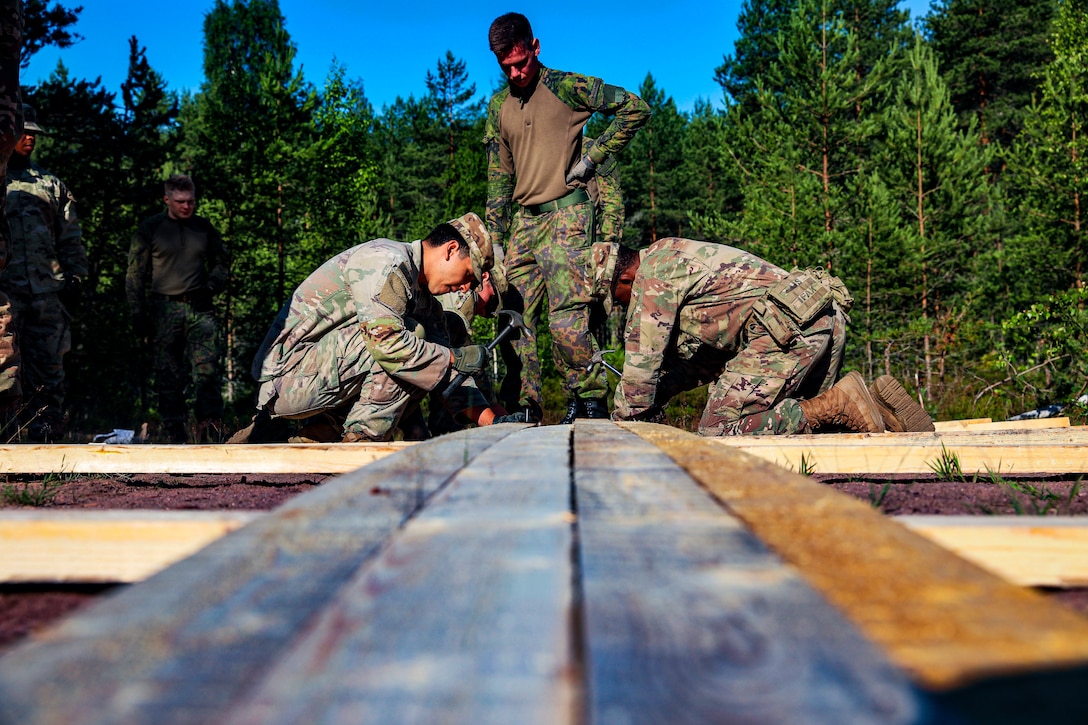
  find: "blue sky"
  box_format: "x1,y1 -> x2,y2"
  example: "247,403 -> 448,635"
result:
24,0 -> 934,115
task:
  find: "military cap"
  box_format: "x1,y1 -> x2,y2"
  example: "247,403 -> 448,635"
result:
20,104 -> 47,135
447,212 -> 494,285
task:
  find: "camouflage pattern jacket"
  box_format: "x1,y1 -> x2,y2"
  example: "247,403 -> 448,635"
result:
255,239 -> 478,402
2,161 -> 87,295
484,66 -> 649,244
615,238 -> 792,419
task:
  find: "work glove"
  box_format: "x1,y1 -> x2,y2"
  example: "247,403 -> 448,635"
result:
451,344 -> 489,375
59,275 -> 83,312
493,408 -> 540,424
565,154 -> 598,185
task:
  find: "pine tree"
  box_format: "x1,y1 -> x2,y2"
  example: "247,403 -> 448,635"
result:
617,73 -> 687,245
189,0 -> 313,406
872,35 -> 994,398
723,0 -> 889,275
1005,0 -> 1088,303
925,0 -> 1056,152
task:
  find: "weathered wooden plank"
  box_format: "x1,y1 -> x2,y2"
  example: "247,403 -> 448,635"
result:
225,425 -> 576,724
899,516 -> 1088,588
0,511 -> 259,583
622,422 -> 1088,693
0,426 -> 522,725
719,426 -> 1088,475
572,421 -> 926,723
0,441 -> 410,474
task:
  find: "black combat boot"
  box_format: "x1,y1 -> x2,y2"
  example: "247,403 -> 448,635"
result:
582,398 -> 610,419
559,398 -> 584,424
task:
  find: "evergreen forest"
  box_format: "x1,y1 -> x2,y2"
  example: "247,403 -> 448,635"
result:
15,0 -> 1088,435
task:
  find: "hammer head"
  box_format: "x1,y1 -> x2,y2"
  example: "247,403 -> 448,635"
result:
497,309 -> 532,340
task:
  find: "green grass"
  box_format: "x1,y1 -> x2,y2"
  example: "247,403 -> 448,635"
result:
927,443 -> 964,482
868,481 -> 892,509
1,476 -> 65,506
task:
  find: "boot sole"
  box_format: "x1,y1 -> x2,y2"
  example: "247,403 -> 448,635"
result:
870,375 -> 934,432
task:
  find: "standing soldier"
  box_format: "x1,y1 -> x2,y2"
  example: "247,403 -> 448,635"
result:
0,0 -> 22,418
607,239 -> 934,436
127,174 -> 228,443
2,104 -> 88,442
485,12 -> 649,423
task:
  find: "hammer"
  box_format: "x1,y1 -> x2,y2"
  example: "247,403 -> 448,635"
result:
443,309 -> 532,398
588,349 -> 622,378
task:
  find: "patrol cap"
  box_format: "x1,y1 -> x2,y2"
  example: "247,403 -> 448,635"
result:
20,104 -> 47,135
447,212 -> 494,286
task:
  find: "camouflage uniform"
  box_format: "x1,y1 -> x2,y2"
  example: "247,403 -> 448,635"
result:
127,211 -> 228,438
485,66 -> 649,411
0,0 -> 21,405
2,150 -> 87,438
614,238 -> 850,436
253,238 -> 488,442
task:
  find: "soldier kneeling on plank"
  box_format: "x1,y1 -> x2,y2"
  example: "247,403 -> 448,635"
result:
604,239 -> 934,436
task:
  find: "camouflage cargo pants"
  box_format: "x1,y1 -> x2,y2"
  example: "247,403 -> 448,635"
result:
152,298 -> 224,426
0,291 -> 18,403
502,201 -> 608,408
658,305 -> 846,436
256,323 -> 422,442
6,291 -> 69,431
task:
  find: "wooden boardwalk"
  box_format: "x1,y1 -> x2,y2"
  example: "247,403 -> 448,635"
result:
2,421 -> 1088,723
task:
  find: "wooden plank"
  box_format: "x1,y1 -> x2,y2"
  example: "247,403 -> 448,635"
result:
957,417 -> 1070,432
718,427 -> 1088,475
621,422 -> 1088,691
934,418 -> 992,431
571,421 -> 925,723
226,425 -> 576,724
0,511 -> 259,583
898,516 -> 1088,588
0,426 -> 522,725
0,441 -> 410,474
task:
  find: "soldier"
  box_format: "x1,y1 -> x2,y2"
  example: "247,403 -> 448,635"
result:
2,104 -> 88,442
127,174 -> 229,443
485,12 -> 649,423
230,213 -> 526,444
608,239 -> 934,435
0,0 -> 22,416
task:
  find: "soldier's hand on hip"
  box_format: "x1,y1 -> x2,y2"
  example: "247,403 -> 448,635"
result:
451,344 -> 489,374
565,154 -> 597,185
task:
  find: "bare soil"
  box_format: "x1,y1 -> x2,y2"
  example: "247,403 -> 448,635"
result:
3,471 -> 1087,652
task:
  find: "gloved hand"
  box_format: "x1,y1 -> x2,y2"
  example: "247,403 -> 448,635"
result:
565,154 -> 598,185
493,408 -> 541,424
451,344 -> 489,374
60,275 -> 83,312
132,311 -> 152,340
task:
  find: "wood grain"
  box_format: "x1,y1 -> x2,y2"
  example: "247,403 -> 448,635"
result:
0,441 -> 410,474
573,421 -> 924,723
622,422 -> 1088,691
0,510 -> 259,583
0,426 -> 519,725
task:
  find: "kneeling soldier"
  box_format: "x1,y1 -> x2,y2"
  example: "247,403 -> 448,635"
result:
607,239 -> 932,436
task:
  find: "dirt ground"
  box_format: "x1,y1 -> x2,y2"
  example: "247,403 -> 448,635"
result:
2,471 -> 1087,652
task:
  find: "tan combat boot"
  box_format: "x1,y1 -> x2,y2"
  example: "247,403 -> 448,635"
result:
869,375 -> 934,432
798,371 -> 886,433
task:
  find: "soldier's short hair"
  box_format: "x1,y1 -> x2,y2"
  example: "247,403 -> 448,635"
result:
616,245 -> 640,275
489,12 -> 534,56
424,223 -> 470,256
164,174 -> 196,196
